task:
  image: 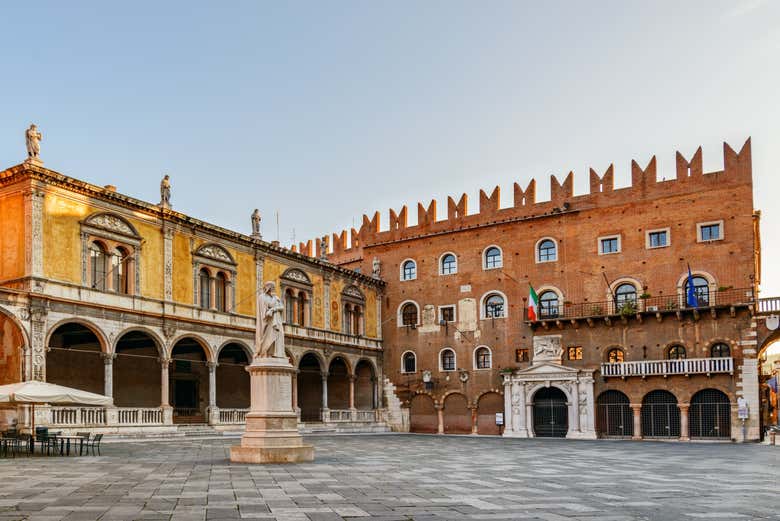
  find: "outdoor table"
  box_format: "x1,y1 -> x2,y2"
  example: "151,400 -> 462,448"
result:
55,435 -> 86,456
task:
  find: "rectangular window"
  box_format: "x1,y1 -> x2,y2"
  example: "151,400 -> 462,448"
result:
599,235 -> 620,255
647,229 -> 669,249
516,349 -> 529,362
439,305 -> 456,323
567,346 -> 583,360
697,221 -> 723,242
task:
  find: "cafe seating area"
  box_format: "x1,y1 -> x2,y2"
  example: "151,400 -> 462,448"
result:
0,427 -> 103,458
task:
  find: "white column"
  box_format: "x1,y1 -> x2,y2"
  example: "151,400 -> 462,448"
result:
525,403 -> 534,437
515,383 -> 528,436
569,380 -> 580,435
502,378 -> 513,436
321,373 -> 329,421
583,377 -> 596,436
207,362 -> 218,425
160,358 -> 172,425
102,353 -> 116,398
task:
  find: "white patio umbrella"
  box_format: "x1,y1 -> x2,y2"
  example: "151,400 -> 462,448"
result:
0,381 -> 113,436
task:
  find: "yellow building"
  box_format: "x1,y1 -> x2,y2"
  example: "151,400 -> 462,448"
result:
0,158 -> 387,434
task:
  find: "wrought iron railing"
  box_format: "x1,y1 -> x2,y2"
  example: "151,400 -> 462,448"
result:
601,357 -> 733,378
529,287 -> 754,321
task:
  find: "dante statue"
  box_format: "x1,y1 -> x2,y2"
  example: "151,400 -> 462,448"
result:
256,281 -> 286,358
251,209 -> 261,237
160,175 -> 171,206
25,124 -> 42,159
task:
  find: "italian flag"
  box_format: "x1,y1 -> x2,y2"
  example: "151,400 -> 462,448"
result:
528,284 -> 539,321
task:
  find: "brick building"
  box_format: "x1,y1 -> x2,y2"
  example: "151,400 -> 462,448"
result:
318,138 -> 763,441
0,155 -> 385,435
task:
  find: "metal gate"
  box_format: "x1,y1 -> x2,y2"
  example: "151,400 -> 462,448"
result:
596,390 -> 633,437
533,387 -> 568,437
641,390 -> 680,438
690,389 -> 731,439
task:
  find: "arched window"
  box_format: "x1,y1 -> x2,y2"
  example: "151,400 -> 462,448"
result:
111,247 -> 130,294
607,348 -> 624,363
215,272 -> 227,312
401,303 -> 418,326
89,242 -> 108,291
475,347 -> 491,369
199,268 -> 211,309
440,349 -> 456,371
615,283 -> 637,309
484,293 -> 505,318
440,253 -> 457,275
537,239 -> 557,262
285,289 -> 296,324
401,260 -> 417,281
484,246 -> 502,269
711,342 -> 730,358
402,352 -> 416,373
539,291 -> 559,318
685,276 -> 710,306
667,345 -> 686,360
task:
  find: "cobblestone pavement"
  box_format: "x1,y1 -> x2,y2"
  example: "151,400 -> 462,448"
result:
0,434 -> 778,521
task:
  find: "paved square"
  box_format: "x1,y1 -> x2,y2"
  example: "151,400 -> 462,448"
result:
0,434 -> 777,520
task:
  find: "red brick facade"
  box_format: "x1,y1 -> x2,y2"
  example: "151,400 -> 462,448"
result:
313,138 -> 762,440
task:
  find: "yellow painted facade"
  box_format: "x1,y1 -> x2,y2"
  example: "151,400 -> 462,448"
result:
0,163 -> 382,339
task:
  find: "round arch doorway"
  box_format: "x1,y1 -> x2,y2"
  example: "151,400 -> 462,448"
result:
533,386 -> 568,437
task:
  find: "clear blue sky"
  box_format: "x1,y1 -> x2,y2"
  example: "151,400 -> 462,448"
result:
1,1 -> 778,295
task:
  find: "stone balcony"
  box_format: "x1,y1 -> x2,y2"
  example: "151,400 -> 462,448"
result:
600,357 -> 734,378
284,324 -> 382,350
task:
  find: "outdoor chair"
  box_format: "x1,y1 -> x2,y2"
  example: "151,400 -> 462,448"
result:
86,433 -> 103,456
75,432 -> 91,455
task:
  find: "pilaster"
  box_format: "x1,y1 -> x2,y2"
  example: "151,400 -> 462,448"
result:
163,227 -> 174,301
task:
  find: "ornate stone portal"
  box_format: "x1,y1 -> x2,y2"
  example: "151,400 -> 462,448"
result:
230,282 -> 314,463
502,335 -> 597,439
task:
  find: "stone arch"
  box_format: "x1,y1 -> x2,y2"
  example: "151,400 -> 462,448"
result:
327,357 -> 351,409
194,243 -> 236,265
111,326 -> 164,356
641,389 -> 680,438
167,333 -> 214,362
595,390 -> 633,438
529,384 -> 571,437
479,290 -> 508,319
397,300 -> 420,327
442,392 -> 470,434
47,321 -> 107,395
169,336 -> 214,423
298,350 -> 326,372
281,267 -> 311,284
298,352 -> 324,422
113,328 -> 165,407
216,342 -> 251,409
354,359 -> 376,410
690,388 -> 731,439
0,305 -> 28,386
409,393 -> 437,433
216,339 -> 253,361
46,318 -> 109,354
674,383 -> 732,405
438,251 -> 458,275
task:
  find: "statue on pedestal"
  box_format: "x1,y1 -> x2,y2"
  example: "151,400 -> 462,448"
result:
256,281 -> 285,359
160,175 -> 171,207
251,209 -> 262,238
25,124 -> 42,161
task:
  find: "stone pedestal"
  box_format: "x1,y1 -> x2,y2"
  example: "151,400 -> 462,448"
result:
230,357 -> 313,464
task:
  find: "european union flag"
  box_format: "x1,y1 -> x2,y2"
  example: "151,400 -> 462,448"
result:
686,265 -> 699,308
